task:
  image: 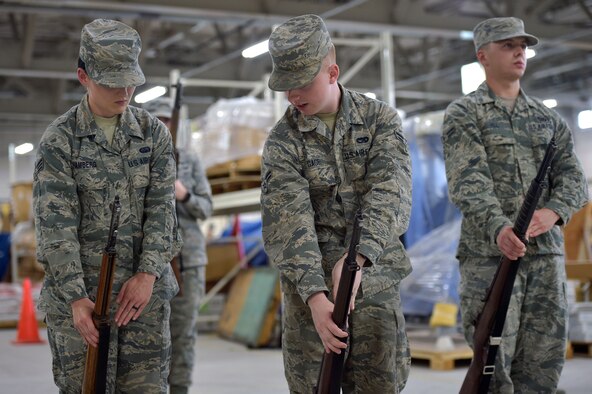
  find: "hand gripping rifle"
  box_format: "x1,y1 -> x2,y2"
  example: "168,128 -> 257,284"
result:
460,135 -> 557,394
82,196 -> 121,394
314,211 -> 363,394
169,81 -> 184,295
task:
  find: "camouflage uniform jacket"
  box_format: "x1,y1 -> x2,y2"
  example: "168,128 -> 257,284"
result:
176,148 -> 213,267
443,82 -> 588,258
33,95 -> 179,315
261,86 -> 412,304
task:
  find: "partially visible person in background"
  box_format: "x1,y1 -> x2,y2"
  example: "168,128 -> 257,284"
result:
144,97 -> 213,394
33,19 -> 179,393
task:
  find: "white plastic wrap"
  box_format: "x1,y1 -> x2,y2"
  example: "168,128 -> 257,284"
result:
191,97 -> 276,169
401,218 -> 462,317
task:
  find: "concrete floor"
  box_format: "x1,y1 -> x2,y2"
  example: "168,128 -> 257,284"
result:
1,328 -> 591,393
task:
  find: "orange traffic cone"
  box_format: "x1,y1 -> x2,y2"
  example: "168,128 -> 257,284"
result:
13,277 -> 44,344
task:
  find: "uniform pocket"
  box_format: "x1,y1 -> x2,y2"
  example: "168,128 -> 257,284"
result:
75,175 -> 108,225
128,164 -> 150,221
482,133 -> 519,199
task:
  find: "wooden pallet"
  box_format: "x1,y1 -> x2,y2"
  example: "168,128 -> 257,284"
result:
0,319 -> 46,329
410,340 -> 473,370
207,155 -> 262,195
570,341 -> 592,357
208,175 -> 261,195
207,155 -> 261,180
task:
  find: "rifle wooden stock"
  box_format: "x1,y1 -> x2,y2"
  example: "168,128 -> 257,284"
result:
460,255 -> 517,394
460,136 -> 557,394
170,255 -> 183,296
315,212 -> 363,394
82,196 -> 121,394
170,81 -> 184,296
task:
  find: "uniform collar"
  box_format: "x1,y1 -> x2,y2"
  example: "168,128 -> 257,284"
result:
475,81 -> 537,109
76,94 -> 145,141
293,84 -> 364,133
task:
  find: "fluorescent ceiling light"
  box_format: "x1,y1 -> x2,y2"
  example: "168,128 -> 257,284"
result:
461,62 -> 485,95
543,99 -> 557,108
15,143 -> 34,155
459,31 -> 473,40
134,86 -> 166,104
242,40 -> 269,59
578,110 -> 592,130
526,48 -> 536,59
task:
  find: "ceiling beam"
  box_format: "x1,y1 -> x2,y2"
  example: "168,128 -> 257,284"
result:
20,13 -> 36,68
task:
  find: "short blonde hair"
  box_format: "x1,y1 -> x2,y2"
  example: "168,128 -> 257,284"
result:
322,43 -> 336,70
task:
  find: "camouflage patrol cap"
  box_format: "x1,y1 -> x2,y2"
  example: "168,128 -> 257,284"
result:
268,14 -> 331,91
473,17 -> 539,52
79,19 -> 146,88
143,97 -> 173,119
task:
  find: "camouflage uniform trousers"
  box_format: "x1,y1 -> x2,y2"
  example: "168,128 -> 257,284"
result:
46,302 -> 172,394
282,284 -> 410,394
459,254 -> 567,394
168,265 -> 206,389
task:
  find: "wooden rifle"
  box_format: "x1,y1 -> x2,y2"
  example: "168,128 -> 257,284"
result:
314,211 -> 363,394
82,196 -> 121,394
169,81 -> 184,296
459,136 -> 557,394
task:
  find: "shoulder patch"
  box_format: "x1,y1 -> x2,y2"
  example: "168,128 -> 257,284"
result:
33,158 -> 44,181
262,171 -> 272,194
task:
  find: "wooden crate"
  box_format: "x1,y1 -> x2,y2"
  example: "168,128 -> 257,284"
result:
564,202 -> 591,261
205,240 -> 241,290
11,182 -> 33,224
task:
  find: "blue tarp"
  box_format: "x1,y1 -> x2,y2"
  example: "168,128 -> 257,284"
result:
400,112 -> 462,318
0,233 -> 10,281
403,113 -> 460,248
400,219 -> 462,318
221,217 -> 268,267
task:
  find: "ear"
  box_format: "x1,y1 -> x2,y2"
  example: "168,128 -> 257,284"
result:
328,63 -> 339,84
77,68 -> 89,87
476,49 -> 487,67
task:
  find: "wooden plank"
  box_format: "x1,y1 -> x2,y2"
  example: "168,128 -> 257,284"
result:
217,267 -> 280,348
207,155 -> 261,179
217,269 -> 250,340
209,176 -> 261,195
566,341 -> 574,359
234,268 -> 279,347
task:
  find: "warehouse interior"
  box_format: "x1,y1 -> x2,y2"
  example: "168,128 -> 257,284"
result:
0,0 -> 592,393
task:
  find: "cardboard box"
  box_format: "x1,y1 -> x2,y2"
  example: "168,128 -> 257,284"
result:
11,182 -> 33,224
